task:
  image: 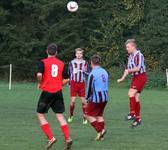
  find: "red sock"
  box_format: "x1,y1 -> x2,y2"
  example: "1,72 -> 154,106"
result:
41,124 -> 53,140
135,102 -> 141,121
70,104 -> 75,117
98,121 -> 105,131
130,97 -> 136,116
91,121 -> 101,133
61,124 -> 70,141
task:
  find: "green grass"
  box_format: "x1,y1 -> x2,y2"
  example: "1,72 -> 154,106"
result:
0,83 -> 168,150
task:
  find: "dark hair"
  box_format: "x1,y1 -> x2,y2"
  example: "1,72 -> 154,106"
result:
47,43 -> 57,55
91,54 -> 101,65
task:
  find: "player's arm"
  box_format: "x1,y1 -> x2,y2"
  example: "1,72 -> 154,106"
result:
37,61 -> 44,89
86,74 -> 94,101
127,67 -> 140,73
62,64 -> 70,86
84,62 -> 90,76
117,67 -> 139,83
117,69 -> 129,83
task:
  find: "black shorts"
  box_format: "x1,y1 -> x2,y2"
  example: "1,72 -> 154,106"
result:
37,90 -> 65,114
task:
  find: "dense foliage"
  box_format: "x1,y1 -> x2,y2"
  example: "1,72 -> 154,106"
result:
0,0 -> 168,80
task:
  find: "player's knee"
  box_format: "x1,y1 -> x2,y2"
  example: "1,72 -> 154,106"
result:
37,112 -> 44,116
85,114 -> 89,119
36,113 -> 44,121
56,114 -> 67,125
128,89 -> 136,97
128,92 -> 133,97
70,100 -> 75,105
81,98 -> 86,104
56,114 -> 64,121
135,95 -> 140,102
97,117 -> 104,122
136,98 -> 140,102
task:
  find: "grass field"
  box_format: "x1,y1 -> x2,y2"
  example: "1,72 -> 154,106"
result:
0,83 -> 168,150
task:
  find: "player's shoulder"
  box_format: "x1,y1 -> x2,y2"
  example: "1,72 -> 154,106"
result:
70,59 -> 76,63
82,59 -> 86,63
137,50 -> 143,56
91,67 -> 108,77
100,67 -> 108,75
92,67 -> 105,73
41,57 -> 48,62
55,58 -> 64,65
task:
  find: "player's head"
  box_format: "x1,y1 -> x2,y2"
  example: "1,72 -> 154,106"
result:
47,43 -> 58,56
91,54 -> 101,68
125,39 -> 137,54
75,48 -> 83,59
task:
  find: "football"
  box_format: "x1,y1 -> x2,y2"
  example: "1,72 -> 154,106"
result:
67,1 -> 79,12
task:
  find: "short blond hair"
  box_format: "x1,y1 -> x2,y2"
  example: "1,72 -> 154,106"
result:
75,48 -> 84,53
125,39 -> 137,47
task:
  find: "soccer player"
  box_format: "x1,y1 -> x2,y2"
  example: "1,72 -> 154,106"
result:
117,39 -> 147,128
85,55 -> 108,141
36,43 -> 72,150
68,48 -> 88,124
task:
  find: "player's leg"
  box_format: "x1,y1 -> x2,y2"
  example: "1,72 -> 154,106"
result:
85,103 -> 103,141
56,113 -> 73,150
52,91 -> 73,150
131,93 -> 142,128
68,96 -> 76,122
86,115 -> 102,134
36,92 -> 56,149
79,96 -> 88,124
78,82 -> 87,124
95,102 -> 107,140
96,117 -> 104,131
126,88 -> 137,121
96,116 -> 106,140
68,81 -> 77,122
131,74 -> 147,128
135,93 -> 141,121
37,113 -> 55,142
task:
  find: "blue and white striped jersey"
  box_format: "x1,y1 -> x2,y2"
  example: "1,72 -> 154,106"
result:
86,66 -> 108,103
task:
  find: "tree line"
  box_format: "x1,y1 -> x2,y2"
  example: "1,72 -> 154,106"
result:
0,0 -> 168,80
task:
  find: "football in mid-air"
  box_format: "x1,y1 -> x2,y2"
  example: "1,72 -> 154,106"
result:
67,1 -> 78,12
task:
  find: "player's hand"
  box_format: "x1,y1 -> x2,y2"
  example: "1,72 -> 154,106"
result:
117,78 -> 123,83
62,79 -> 70,86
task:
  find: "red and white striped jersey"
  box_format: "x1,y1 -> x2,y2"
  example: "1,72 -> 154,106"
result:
127,50 -> 146,76
69,59 -> 88,83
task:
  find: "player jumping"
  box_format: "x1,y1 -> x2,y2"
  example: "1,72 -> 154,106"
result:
85,55 -> 108,141
36,43 -> 72,150
117,39 -> 147,128
68,48 -> 88,124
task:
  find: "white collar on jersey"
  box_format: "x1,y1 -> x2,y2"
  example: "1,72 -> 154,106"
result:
73,58 -> 85,63
131,49 -> 140,57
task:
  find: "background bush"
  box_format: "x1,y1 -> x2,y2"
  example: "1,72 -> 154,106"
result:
0,0 -> 168,87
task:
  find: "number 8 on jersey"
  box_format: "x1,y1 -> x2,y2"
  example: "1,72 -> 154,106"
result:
51,64 -> 58,77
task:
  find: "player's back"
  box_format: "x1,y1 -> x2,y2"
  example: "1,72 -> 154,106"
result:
40,56 -> 64,93
92,67 -> 108,92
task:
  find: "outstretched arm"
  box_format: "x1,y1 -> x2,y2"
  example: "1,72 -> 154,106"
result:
117,69 -> 129,83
